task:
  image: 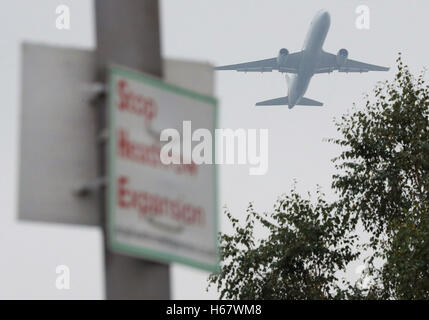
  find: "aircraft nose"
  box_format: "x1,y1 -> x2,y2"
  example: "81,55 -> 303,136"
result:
320,10 -> 331,25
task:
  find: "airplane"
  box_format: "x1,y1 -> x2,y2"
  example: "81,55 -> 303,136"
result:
215,10 -> 389,108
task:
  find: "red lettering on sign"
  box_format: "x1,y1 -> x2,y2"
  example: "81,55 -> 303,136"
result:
116,129 -> 197,176
117,79 -> 157,122
117,176 -> 205,226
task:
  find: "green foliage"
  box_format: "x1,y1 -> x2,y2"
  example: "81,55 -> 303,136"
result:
208,188 -> 358,299
209,55 -> 429,300
331,54 -> 429,239
331,54 -> 429,299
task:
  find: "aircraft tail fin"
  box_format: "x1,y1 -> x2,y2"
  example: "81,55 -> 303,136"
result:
255,96 -> 323,107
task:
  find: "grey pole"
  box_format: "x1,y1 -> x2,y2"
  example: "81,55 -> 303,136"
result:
94,0 -> 170,299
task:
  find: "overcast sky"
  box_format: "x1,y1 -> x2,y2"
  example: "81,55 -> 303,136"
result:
0,0 -> 428,299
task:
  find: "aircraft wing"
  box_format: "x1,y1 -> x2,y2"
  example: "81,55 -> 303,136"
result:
215,52 -> 302,73
315,51 -> 389,73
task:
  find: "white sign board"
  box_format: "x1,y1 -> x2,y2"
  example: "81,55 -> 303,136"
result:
18,43 -> 100,226
107,66 -> 218,271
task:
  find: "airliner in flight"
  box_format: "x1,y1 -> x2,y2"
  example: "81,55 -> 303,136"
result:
215,10 -> 389,108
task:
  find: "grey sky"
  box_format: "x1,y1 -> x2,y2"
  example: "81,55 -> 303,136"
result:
0,0 -> 428,299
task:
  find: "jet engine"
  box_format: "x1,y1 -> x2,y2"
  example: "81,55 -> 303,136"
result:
336,48 -> 349,67
277,48 -> 289,66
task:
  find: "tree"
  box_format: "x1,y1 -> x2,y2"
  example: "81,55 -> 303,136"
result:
208,55 -> 429,299
208,188 -> 358,299
331,54 -> 429,299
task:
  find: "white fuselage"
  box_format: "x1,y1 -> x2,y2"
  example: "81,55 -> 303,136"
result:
287,10 -> 331,108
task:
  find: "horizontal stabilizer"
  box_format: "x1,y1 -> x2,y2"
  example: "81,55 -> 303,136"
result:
255,96 -> 323,107
256,96 -> 289,106
298,97 -> 323,106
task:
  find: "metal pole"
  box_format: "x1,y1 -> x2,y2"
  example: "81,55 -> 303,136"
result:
94,0 -> 170,299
